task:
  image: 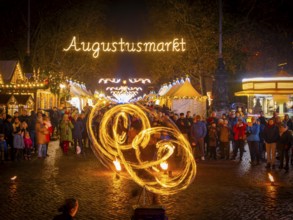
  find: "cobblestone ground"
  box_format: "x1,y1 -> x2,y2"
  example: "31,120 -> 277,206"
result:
0,140 -> 293,220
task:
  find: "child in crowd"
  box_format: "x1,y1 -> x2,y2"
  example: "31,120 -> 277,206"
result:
21,121 -> 29,135
14,127 -> 25,161
208,122 -> 218,160
24,132 -> 33,160
0,134 -> 8,163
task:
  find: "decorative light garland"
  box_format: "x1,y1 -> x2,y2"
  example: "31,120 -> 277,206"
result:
0,83 -> 46,88
105,86 -> 142,103
98,78 -> 121,84
128,78 -> 151,84
98,78 -> 151,84
64,36 -> 186,58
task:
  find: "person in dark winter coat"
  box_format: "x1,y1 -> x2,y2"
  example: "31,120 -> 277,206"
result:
283,114 -> 293,131
4,115 -> 14,160
259,121 -> 266,161
80,111 -> 89,148
72,114 -> 84,154
190,115 -> 207,160
208,122 -> 218,160
0,111 -> 5,135
176,113 -> 189,135
27,111 -> 37,152
258,111 -> 267,126
0,134 -> 8,163
18,109 -> 30,124
278,123 -> 293,172
263,119 -> 279,169
176,113 -> 189,156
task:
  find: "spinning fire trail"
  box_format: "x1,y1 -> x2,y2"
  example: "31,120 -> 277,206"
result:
87,101 -> 196,195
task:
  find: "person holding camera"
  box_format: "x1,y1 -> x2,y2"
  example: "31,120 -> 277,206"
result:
246,117 -> 260,166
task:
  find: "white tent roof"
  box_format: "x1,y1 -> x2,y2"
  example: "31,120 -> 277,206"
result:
164,80 -> 201,98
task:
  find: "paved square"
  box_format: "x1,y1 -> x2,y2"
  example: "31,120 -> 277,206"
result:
0,140 -> 293,219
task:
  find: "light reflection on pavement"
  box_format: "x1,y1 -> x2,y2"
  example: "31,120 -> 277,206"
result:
0,140 -> 292,220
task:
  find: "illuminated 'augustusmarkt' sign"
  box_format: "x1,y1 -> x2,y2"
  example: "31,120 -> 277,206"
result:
63,36 -> 186,58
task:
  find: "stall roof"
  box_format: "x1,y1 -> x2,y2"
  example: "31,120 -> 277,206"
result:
13,95 -> 34,105
0,94 -> 13,104
235,70 -> 293,96
0,60 -> 18,83
70,84 -> 92,97
166,80 -> 202,98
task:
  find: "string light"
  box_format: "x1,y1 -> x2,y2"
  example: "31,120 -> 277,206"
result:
63,36 -> 186,58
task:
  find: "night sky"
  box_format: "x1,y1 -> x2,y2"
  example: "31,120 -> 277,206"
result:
0,0 -> 292,82
106,0 -> 149,77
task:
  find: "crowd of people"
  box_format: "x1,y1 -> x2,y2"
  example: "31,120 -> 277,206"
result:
0,104 -> 92,163
88,103 -> 293,173
165,108 -> 293,172
1,103 -> 293,173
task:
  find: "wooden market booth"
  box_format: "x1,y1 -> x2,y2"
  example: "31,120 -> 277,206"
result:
0,60 -> 57,114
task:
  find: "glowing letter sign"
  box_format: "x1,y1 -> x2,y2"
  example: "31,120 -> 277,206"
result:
63,36 -> 186,58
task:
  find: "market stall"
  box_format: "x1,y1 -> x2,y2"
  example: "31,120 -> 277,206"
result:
235,70 -> 293,117
159,77 -> 207,117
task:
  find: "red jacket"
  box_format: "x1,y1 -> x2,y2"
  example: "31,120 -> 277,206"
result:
24,137 -> 33,149
233,123 -> 247,140
43,122 -> 52,143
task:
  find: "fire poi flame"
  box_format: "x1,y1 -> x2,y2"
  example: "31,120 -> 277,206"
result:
268,173 -> 274,184
87,102 -> 197,195
113,159 -> 122,171
11,176 -> 17,181
160,162 -> 168,171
